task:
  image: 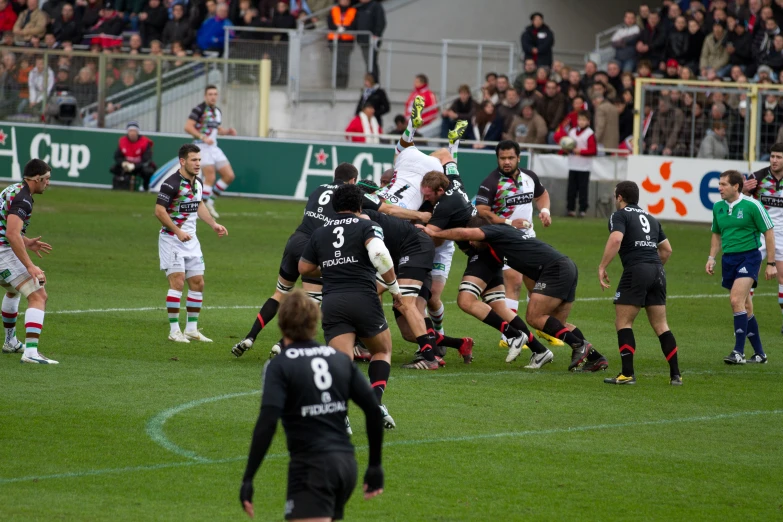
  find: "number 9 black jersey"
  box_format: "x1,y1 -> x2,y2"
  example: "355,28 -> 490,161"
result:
301,215 -> 384,295
609,204 -> 668,267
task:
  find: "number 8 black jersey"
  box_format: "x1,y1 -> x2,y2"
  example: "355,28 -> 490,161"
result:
261,341 -> 377,456
295,182 -> 349,236
302,215 -> 384,295
609,204 -> 667,267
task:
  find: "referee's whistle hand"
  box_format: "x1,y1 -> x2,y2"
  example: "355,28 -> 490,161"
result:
705,261 -> 715,275
765,265 -> 777,280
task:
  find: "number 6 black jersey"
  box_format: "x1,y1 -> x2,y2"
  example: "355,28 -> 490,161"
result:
295,182 -> 349,236
301,215 -> 384,295
609,204 -> 668,268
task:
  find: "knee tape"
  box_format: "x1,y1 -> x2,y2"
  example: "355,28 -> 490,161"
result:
458,281 -> 482,299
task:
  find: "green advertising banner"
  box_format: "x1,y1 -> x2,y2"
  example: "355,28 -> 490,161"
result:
0,122 -> 529,199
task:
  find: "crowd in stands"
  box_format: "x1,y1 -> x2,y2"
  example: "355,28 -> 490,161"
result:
0,0 -> 385,120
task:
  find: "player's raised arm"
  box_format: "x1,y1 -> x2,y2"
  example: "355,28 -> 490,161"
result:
197,201 -> 228,237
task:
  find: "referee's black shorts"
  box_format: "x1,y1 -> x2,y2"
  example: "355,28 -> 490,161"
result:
613,262 -> 667,307
286,453 -> 357,520
532,257 -> 578,303
322,291 -> 388,343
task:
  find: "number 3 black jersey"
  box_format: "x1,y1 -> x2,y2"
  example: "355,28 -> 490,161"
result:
301,215 -> 384,295
609,204 -> 667,268
261,341 -> 378,456
295,182 -> 349,236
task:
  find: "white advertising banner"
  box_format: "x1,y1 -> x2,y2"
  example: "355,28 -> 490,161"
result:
531,154 -> 627,181
626,156 -> 766,223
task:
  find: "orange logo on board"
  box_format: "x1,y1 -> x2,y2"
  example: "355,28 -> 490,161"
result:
641,162 -> 693,217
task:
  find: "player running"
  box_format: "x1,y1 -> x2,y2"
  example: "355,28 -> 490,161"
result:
742,142 -> 783,336
231,163 -> 429,359
421,215 -> 606,372
598,181 -> 681,385
239,290 -> 384,520
0,159 -> 56,364
299,184 -> 402,429
155,144 -> 228,344
184,85 -> 237,219
707,170 -> 776,365
474,140 -> 559,349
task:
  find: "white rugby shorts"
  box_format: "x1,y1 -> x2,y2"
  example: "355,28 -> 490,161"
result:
196,143 -> 229,167
759,230 -> 783,263
159,234 -> 205,277
0,245 -> 43,296
432,240 -> 455,280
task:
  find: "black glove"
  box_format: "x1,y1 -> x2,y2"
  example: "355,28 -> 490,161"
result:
363,465 -> 384,493
240,481 -> 254,505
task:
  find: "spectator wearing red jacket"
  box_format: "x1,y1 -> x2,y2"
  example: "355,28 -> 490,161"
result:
0,0 -> 17,33
110,121 -> 156,191
553,94 -> 585,144
566,111 -> 597,217
345,103 -> 380,143
404,73 -> 438,127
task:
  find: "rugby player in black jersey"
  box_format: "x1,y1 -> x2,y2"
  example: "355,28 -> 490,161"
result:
361,208 -> 474,369
421,215 -> 606,372
299,184 -> 402,429
232,164 -> 429,359
239,290 -> 384,520
420,163 -> 556,367
598,181 -> 681,385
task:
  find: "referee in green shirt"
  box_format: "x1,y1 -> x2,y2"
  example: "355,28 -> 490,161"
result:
707,170 -> 777,365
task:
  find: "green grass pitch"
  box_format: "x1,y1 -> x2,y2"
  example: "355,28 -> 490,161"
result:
1,187 -> 781,521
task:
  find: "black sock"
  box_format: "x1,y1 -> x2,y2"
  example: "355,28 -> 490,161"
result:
247,298 -> 280,341
658,330 -> 680,378
368,360 -> 391,403
416,334 -> 435,361
483,310 -> 521,338
617,328 -> 635,377
543,316 -> 582,349
430,333 -> 447,357
571,326 -> 604,360
510,317 -> 545,354
571,327 -> 585,340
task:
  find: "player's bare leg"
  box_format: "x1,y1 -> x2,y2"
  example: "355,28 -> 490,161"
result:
380,280 -> 437,370
456,277 -> 529,363
360,329 -> 396,429
183,274 -> 211,342
644,305 -> 682,384
526,294 -> 592,371
2,290 -> 23,353
166,272 -> 190,343
328,332 -> 356,360
201,164 -> 219,218
395,95 -> 425,153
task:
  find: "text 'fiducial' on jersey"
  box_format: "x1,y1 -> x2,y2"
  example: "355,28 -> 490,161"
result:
608,204 -> 668,268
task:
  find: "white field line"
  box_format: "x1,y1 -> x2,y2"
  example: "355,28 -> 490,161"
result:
47,292 -> 775,315
1,407 -> 780,485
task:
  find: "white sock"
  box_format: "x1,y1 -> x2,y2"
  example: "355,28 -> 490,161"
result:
2,293 -> 21,345
185,291 -> 203,333
505,298 -> 519,314
24,307 -> 45,358
213,179 -> 229,198
428,303 -> 445,332
167,289 -> 183,334
203,184 -> 213,202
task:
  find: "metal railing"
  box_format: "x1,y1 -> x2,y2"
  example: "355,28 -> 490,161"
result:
0,47 -> 265,135
595,24 -> 623,52
633,78 -> 783,163
439,39 -> 515,107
